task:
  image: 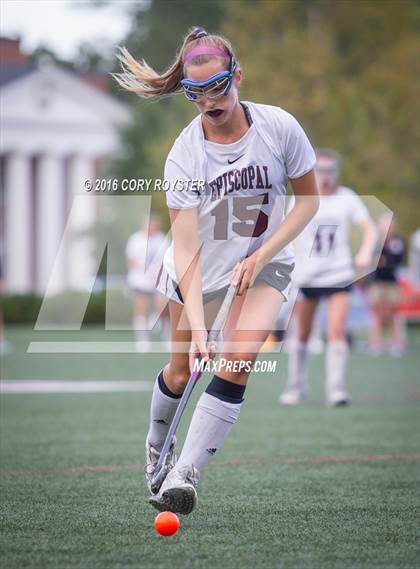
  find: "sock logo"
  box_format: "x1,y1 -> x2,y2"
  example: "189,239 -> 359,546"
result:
206,448 -> 217,455
154,419 -> 168,425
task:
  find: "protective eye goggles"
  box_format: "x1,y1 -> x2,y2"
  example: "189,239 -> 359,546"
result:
181,57 -> 237,101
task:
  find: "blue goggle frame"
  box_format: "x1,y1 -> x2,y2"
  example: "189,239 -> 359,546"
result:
181,58 -> 237,101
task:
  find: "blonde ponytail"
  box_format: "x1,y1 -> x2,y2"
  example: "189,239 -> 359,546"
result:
113,27 -> 236,100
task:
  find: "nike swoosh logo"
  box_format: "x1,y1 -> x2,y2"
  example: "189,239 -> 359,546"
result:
228,154 -> 245,164
275,270 -> 283,278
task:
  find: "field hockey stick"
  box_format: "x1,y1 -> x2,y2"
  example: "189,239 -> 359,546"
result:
150,281 -> 238,495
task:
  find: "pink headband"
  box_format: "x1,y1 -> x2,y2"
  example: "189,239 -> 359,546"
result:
183,45 -> 230,63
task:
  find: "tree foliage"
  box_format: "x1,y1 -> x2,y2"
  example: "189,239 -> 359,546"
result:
223,0 -> 419,233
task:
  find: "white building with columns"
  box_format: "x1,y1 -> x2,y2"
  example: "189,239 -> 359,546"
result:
0,42 -> 130,294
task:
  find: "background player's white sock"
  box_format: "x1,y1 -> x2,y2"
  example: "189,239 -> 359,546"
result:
133,315 -> 150,345
133,315 -> 147,334
283,341 -> 309,398
325,341 -> 349,404
147,369 -> 182,451
175,376 -> 244,473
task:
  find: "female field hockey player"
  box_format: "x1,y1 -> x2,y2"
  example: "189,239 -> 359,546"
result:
367,214 -> 405,356
280,148 -> 377,406
115,27 -> 319,514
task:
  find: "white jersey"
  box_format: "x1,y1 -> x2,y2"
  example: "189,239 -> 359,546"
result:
162,101 -> 316,293
126,231 -> 166,291
292,186 -> 369,288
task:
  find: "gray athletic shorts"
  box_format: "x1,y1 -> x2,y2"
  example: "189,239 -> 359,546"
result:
155,261 -> 294,305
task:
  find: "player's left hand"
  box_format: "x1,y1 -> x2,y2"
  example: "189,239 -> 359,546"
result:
231,255 -> 264,296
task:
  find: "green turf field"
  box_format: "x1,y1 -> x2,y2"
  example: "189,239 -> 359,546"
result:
1,326 -> 419,569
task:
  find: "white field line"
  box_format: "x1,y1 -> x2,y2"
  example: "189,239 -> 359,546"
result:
26,340 -> 255,354
0,380 -> 153,394
27,341 -> 181,353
